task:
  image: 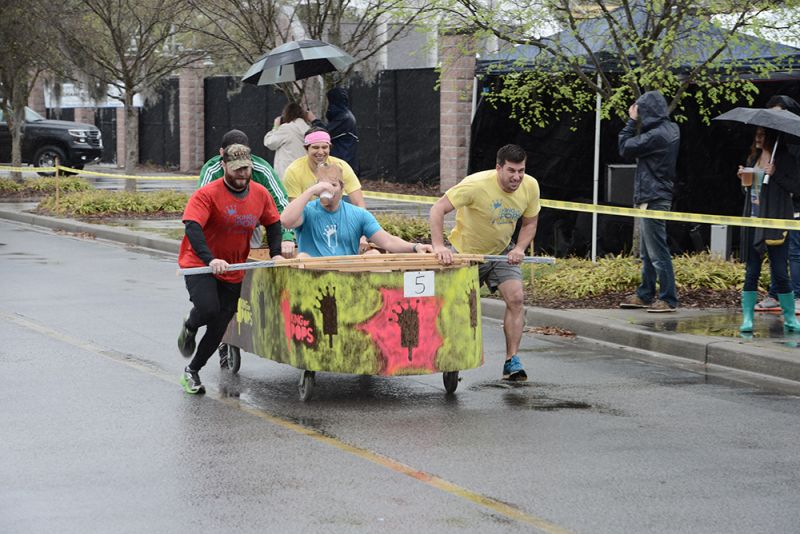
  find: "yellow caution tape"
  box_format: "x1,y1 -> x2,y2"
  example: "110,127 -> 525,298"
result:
0,165 -> 195,180
2,166 -> 798,230
56,166 -> 196,181
0,165 -> 57,172
363,190 -> 437,204
362,190 -> 800,231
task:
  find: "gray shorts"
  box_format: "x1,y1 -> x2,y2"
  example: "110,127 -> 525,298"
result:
454,244 -> 522,293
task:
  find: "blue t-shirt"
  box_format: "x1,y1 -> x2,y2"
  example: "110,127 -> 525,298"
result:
297,200 -> 382,257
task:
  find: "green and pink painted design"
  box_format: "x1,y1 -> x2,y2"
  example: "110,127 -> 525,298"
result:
223,265 -> 483,376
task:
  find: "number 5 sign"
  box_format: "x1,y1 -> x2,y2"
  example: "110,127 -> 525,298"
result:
403,271 -> 435,298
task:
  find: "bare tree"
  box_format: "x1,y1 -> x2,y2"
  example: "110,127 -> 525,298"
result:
57,0 -> 205,189
188,0 -> 438,106
0,0 -> 57,180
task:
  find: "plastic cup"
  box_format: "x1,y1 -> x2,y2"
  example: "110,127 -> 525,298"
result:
320,192 -> 333,200
740,171 -> 753,187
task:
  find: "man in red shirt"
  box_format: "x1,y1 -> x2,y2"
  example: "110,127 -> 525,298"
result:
177,143 -> 282,394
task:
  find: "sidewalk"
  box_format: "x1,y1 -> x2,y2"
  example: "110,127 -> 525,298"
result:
3,204 -> 800,386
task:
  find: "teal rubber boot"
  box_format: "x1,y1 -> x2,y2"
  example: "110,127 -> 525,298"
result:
739,291 -> 758,333
777,292 -> 800,332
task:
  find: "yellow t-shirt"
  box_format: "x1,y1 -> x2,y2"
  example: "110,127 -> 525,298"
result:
446,169 -> 541,255
283,155 -> 361,198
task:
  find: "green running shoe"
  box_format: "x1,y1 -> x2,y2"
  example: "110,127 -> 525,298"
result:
180,366 -> 205,394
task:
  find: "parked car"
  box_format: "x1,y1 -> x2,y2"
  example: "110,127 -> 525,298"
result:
0,106 -> 103,173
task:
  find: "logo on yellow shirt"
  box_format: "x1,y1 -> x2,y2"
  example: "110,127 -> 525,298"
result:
490,200 -> 522,225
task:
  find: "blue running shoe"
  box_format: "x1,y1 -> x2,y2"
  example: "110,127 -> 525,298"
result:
502,355 -> 527,382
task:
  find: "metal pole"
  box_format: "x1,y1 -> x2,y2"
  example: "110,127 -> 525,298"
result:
178,260 -> 276,276
55,157 -> 60,212
483,255 -> 555,264
591,73 -> 602,262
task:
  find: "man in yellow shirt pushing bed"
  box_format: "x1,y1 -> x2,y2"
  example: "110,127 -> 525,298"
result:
430,144 -> 541,382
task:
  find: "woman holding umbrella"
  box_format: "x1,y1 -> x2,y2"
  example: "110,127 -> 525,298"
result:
264,102 -> 310,179
737,126 -> 800,332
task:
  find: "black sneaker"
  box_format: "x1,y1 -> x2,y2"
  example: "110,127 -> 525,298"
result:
218,343 -> 229,368
177,316 -> 197,358
180,366 -> 205,394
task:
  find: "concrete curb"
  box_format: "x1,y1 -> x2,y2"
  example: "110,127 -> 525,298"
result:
4,207 -> 800,384
0,209 -> 179,255
481,298 -> 800,384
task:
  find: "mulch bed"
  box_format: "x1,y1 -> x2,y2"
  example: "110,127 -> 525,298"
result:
525,288 -> 742,309
360,179 -> 440,198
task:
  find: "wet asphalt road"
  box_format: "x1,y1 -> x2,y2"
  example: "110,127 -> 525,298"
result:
2,219 -> 800,533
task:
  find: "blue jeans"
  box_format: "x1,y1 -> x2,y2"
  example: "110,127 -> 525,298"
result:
768,228 -> 800,298
748,238 -> 792,294
636,200 -> 678,307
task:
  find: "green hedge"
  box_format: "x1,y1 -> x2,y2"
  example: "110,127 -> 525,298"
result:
0,177 -> 92,195
527,252 -> 767,298
374,213 -> 430,242
38,190 -> 189,216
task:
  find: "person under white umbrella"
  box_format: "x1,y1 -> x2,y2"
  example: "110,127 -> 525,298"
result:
264,102 -> 310,179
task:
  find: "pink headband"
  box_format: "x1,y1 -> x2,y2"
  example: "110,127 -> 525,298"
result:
304,131 -> 331,146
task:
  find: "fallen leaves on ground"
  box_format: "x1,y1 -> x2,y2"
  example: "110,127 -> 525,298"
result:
524,325 -> 576,337
54,229 -> 96,240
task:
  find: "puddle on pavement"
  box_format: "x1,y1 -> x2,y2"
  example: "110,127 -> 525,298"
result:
471,381 -> 598,411
636,312 -> 797,339
502,394 -> 592,411
0,251 -> 50,263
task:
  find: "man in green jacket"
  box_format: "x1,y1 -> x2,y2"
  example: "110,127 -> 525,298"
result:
199,129 -> 295,256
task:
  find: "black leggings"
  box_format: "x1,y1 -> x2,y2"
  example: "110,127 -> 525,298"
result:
184,274 -> 242,371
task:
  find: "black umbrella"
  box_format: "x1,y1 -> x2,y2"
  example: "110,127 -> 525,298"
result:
242,40 -> 355,86
712,107 -> 800,184
712,107 -> 800,138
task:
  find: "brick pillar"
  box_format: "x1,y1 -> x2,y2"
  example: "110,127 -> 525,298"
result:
116,106 -> 126,168
28,76 -> 46,115
74,107 -> 96,126
438,29 -> 476,192
179,63 -> 205,173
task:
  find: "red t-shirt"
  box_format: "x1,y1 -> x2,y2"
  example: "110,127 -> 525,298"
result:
178,179 -> 279,283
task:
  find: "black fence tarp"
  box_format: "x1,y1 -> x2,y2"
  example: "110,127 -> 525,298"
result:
46,108 -> 74,121
63,71 -> 440,182
205,70 -> 439,184
349,69 -> 440,184
95,108 -> 116,164
139,78 -> 180,168
204,77 -> 287,164
471,78 -> 800,257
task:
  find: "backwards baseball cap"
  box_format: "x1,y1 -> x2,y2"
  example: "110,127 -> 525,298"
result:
304,130 -> 331,146
222,144 -> 253,170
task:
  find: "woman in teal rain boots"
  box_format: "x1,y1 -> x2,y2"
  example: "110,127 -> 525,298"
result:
737,127 -> 800,333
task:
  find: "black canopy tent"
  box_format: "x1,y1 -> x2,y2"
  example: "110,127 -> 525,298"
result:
472,4 -> 800,257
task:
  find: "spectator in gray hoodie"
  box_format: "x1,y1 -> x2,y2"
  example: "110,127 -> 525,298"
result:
618,90 -> 681,313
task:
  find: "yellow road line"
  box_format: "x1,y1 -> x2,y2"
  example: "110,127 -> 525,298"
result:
2,310 -> 572,533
